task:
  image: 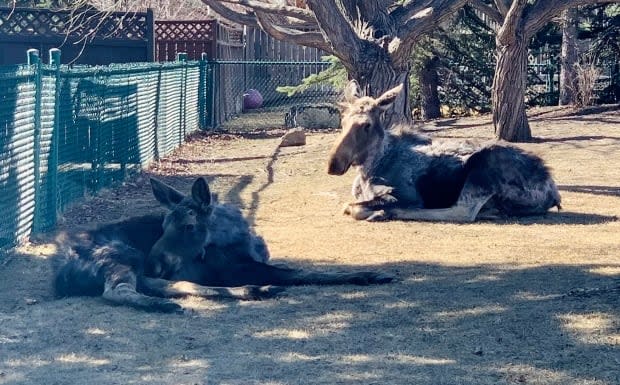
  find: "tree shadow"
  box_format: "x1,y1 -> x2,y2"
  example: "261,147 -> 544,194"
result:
487,211 -> 618,226
559,185 -> 620,197
418,118 -> 492,132
1,257 -> 618,384
533,135 -> 620,143
527,104 -> 620,119
163,150 -> 304,165
144,145 -> 280,227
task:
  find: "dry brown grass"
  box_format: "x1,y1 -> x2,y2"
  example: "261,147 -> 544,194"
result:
0,107 -> 618,385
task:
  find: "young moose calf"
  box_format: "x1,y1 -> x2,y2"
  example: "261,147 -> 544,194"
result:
54,177 -> 392,312
327,80 -> 562,222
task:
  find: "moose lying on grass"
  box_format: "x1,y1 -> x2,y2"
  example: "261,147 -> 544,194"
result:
327,80 -> 562,222
54,177 -> 392,312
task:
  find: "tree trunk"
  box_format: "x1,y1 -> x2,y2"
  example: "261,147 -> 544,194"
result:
349,53 -> 412,126
419,56 -> 441,120
492,36 -> 532,142
559,8 -> 579,106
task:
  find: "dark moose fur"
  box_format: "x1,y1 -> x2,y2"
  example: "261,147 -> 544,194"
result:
54,177 -> 392,312
327,80 -> 562,222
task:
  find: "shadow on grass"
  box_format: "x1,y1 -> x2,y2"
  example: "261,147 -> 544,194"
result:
1,252 -> 618,385
3,167 -> 619,384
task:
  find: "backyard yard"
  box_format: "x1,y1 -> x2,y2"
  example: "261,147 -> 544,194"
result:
0,107 -> 618,385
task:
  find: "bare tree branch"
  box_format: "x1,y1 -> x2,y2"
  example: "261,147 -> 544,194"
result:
305,0 -> 363,63
218,0 -> 316,23
254,11 -> 333,53
494,0 -> 511,16
496,0 -> 527,45
468,0 -> 503,25
524,0 -> 620,37
343,0 -> 395,36
391,0 -> 445,23
200,0 -> 259,27
397,0 -> 469,42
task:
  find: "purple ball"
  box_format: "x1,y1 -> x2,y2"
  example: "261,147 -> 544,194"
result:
243,89 -> 263,110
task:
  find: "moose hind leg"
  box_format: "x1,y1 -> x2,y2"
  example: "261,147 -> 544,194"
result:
295,270 -> 394,285
463,145 -> 561,216
219,261 -> 393,286
386,192 -> 494,222
102,264 -> 182,313
138,277 -> 285,301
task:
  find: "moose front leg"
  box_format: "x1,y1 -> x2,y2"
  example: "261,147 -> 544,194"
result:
101,264 -> 183,313
344,203 -> 389,221
343,185 -> 398,221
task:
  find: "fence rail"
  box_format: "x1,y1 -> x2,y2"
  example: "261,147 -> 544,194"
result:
0,49 -> 338,252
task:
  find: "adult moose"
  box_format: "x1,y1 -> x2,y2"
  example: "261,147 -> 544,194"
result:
54,177 -> 393,312
327,80 -> 562,222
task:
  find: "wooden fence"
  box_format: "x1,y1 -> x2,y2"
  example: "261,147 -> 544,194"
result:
0,7 -> 154,65
244,26 -> 322,61
1,7 -> 326,65
155,19 -> 217,62
0,7 -> 334,130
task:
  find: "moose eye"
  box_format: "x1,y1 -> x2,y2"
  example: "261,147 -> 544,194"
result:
360,123 -> 371,132
188,210 -> 196,216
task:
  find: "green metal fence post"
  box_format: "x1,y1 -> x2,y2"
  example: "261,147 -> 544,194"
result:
208,59 -> 216,129
146,8 -> 155,62
177,53 -> 187,143
27,49 -> 43,232
94,70 -> 103,192
48,48 -> 61,228
199,52 -> 208,130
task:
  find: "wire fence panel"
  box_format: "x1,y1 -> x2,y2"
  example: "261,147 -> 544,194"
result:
0,55 -> 213,252
0,65 -> 37,248
209,61 -> 340,128
0,53 -> 340,253
34,67 -> 60,231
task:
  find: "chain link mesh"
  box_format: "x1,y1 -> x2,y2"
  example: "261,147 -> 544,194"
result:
0,60 -> 207,250
0,57 -> 337,252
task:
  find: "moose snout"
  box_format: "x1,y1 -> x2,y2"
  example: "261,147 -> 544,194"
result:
327,155 -> 350,175
327,145 -> 354,175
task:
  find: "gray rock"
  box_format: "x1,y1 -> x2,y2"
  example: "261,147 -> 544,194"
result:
280,128 -> 306,147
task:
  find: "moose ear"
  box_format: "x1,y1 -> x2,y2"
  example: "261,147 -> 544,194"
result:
375,84 -> 403,110
150,177 -> 185,209
191,177 -> 212,209
344,80 -> 362,102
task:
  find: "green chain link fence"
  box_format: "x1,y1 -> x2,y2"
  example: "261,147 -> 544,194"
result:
0,50 -> 337,252
208,61 -> 339,128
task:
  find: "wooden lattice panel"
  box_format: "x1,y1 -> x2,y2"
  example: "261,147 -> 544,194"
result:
155,20 -> 216,42
0,7 -> 148,40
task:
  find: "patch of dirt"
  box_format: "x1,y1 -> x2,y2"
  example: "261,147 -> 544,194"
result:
1,108 -> 619,385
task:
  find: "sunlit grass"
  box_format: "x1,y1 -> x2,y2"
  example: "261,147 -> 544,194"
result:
56,353 -> 110,366
254,328 -> 312,340
558,312 -> 620,346
435,305 -> 507,319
